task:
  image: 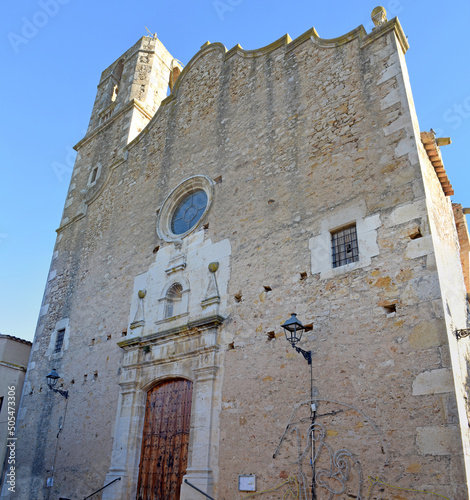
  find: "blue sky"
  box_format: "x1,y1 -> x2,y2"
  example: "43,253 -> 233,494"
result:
1,0 -> 469,342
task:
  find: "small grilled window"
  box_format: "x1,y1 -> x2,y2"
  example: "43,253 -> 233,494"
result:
331,225 -> 359,268
54,329 -> 65,353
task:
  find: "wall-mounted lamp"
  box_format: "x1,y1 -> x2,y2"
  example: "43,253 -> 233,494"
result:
281,313 -> 316,498
46,369 -> 69,399
281,313 -> 312,365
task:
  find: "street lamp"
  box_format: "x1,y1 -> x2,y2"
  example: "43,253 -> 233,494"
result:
281,313 -> 312,364
281,313 -> 316,499
46,369 -> 68,399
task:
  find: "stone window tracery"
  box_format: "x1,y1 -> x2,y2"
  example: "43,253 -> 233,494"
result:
171,190 -> 208,235
156,175 -> 214,242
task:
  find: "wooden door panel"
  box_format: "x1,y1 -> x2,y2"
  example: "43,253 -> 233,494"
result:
137,379 -> 193,500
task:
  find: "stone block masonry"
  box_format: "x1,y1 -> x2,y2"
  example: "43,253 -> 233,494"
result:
12,7 -> 470,500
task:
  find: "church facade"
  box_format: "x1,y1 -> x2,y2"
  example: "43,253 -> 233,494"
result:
12,7 -> 470,499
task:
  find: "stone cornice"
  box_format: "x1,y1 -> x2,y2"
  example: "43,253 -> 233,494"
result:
118,314 -> 225,348
55,154 -> 126,234
193,365 -> 219,381
74,99 -> 152,151
361,17 -> 409,54
225,34 -> 293,60
55,212 -> 86,234
0,360 -> 28,372
124,345 -> 219,370
118,380 -> 139,393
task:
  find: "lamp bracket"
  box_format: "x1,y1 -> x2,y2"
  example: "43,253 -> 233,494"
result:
50,387 -> 69,399
293,345 -> 312,365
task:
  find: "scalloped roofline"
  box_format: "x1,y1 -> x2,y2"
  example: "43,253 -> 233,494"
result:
62,13 -> 410,235
125,15 -> 408,152
170,16 -> 408,95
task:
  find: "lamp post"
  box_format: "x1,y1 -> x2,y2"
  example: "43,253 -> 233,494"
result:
281,313 -> 312,364
46,369 -> 68,399
281,313 -> 317,499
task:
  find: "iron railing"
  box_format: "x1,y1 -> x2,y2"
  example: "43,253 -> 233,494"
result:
83,477 -> 121,499
183,479 -> 215,499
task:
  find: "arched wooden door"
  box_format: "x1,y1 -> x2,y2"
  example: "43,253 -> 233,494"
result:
137,378 -> 193,500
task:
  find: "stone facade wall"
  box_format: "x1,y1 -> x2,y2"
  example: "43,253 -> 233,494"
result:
454,204 -> 470,295
416,134 -> 470,492
15,12 -> 469,500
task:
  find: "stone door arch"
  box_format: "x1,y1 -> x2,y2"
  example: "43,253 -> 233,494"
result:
136,378 -> 193,500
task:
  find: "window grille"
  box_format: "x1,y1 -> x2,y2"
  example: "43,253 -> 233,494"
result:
331,225 -> 359,268
54,329 -> 65,353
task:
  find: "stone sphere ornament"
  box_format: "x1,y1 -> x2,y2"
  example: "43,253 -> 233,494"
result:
208,262 -> 219,273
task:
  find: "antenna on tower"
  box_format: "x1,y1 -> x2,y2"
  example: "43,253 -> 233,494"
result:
145,27 -> 157,39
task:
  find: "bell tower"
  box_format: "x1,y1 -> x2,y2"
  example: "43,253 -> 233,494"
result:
57,36 -> 182,230
85,35 -> 182,146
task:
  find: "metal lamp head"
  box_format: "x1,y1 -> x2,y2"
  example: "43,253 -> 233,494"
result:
46,369 -> 60,389
281,313 -> 305,345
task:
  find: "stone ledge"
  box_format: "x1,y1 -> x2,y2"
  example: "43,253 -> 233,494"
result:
118,314 -> 225,348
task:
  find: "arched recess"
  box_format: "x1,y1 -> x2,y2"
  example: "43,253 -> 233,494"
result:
157,277 -> 190,323
164,283 -> 184,318
136,378 -> 193,500
113,59 -> 124,81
